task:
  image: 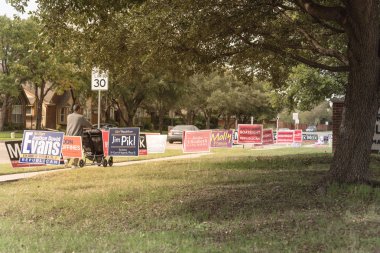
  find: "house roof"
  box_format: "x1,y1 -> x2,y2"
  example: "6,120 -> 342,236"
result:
22,82 -> 59,105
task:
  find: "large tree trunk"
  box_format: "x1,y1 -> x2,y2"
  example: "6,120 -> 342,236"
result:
158,108 -> 164,134
329,2 -> 379,183
120,92 -> 145,127
186,109 -> 195,125
126,113 -> 134,127
203,109 -> 211,129
36,99 -> 43,130
223,114 -> 231,129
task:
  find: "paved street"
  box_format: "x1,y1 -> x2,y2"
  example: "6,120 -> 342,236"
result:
0,142 -> 10,164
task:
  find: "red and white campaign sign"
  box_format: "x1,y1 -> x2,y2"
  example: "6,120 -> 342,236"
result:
101,130 -> 109,156
276,130 -> 294,144
183,130 -> 212,153
293,130 -> 303,143
262,129 -> 274,145
62,136 -> 83,158
238,124 -> 263,144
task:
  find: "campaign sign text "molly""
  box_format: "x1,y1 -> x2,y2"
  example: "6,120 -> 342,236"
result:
211,130 -> 233,148
108,128 -> 140,156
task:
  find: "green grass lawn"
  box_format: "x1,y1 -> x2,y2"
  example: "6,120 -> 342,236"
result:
0,131 -> 23,141
0,147 -> 379,252
0,149 -> 185,175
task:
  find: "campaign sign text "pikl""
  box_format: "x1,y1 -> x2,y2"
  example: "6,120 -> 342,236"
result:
108,128 -> 140,156
19,130 -> 64,165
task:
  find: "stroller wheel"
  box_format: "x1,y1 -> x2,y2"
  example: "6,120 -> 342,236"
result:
79,159 -> 85,167
96,156 -> 102,166
108,157 -> 113,167
102,159 -> 108,167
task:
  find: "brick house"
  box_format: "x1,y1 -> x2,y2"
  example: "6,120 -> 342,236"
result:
4,82 -> 75,130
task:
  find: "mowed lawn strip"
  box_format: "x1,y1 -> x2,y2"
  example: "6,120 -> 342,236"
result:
0,148 -> 379,252
0,149 -> 184,175
0,146 -> 326,175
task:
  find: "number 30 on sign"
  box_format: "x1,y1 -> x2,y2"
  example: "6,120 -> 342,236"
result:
91,68 -> 108,91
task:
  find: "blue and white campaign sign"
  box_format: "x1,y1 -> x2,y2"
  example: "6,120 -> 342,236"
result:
108,128 -> 140,156
19,130 -> 64,165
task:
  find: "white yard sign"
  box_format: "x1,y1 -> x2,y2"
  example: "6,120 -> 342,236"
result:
91,68 -> 108,91
146,135 -> 168,154
372,108 -> 380,151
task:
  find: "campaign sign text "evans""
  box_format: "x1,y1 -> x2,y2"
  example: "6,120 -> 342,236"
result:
19,130 -> 64,165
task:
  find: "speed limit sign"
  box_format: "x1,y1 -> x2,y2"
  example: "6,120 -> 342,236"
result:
91,68 -> 108,90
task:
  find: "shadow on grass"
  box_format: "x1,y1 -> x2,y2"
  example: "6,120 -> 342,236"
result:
167,154 -> 380,251
174,153 -> 379,222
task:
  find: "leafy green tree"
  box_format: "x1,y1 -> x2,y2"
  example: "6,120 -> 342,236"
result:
11,18 -> 86,129
279,101 -> 332,125
111,75 -> 148,127
207,75 -> 275,128
181,72 -> 274,129
132,0 -> 378,185
0,16 -> 35,130
142,74 -> 184,133
300,101 -> 332,125
0,16 -> 18,130
270,65 -> 346,112
15,0 -> 380,184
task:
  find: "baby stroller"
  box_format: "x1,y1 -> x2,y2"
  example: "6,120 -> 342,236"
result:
79,129 -> 113,167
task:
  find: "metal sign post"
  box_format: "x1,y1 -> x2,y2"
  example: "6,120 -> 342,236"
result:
98,90 -> 101,128
91,68 -> 108,129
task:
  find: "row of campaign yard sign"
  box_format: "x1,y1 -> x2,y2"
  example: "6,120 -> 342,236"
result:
5,125 -> 303,168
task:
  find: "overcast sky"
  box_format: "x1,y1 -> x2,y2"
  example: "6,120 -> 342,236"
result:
0,0 -> 38,19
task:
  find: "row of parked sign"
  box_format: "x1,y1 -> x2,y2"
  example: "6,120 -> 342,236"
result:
5,124 -> 309,168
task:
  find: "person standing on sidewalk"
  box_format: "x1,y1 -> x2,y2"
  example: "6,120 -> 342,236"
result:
66,104 -> 92,168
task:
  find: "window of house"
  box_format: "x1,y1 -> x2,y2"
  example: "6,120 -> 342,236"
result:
25,106 -> 32,115
60,107 -> 70,124
110,107 -> 115,120
11,105 -> 22,124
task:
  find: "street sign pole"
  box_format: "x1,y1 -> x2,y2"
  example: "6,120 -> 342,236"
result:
98,90 -> 101,129
91,67 -> 108,129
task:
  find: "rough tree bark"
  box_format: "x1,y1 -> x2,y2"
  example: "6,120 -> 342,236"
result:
121,94 -> 145,127
328,1 -> 380,183
299,0 -> 380,184
203,109 -> 211,129
34,82 -> 43,130
158,107 -> 164,134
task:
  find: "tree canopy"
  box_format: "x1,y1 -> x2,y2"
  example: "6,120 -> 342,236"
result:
8,0 -> 380,185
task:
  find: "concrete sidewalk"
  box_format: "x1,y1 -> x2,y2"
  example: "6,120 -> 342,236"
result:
0,153 -> 211,183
